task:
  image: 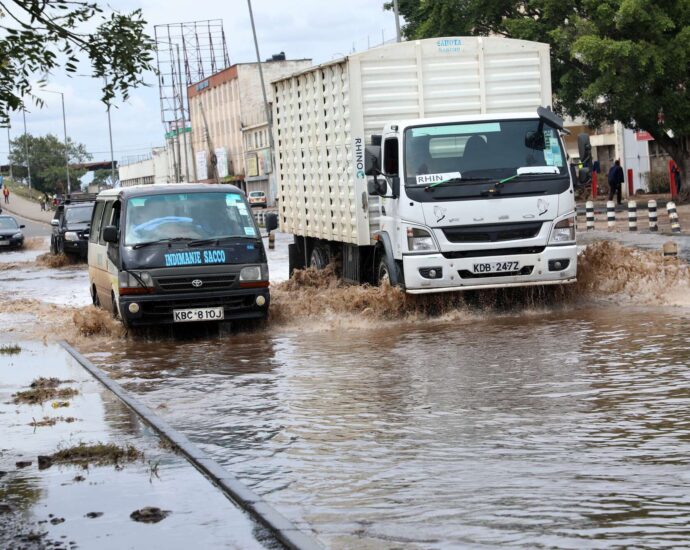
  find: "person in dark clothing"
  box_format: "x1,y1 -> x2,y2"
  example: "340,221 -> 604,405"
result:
671,162 -> 682,194
608,160 -> 624,204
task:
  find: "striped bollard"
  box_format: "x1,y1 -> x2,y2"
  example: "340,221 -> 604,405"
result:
627,200 -> 637,231
607,200 -> 616,230
648,200 -> 658,232
667,201 -> 682,233
586,200 -> 595,230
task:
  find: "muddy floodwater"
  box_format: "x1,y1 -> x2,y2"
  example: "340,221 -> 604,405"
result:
80,304 -> 690,549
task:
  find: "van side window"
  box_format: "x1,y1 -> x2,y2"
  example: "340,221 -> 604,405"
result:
99,201 -> 114,245
383,138 -> 399,175
90,201 -> 105,243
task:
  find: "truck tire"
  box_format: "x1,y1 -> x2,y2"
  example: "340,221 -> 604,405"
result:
376,254 -> 404,288
310,245 -> 330,270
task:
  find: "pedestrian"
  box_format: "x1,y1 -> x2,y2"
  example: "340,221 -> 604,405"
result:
607,159 -> 624,205
2,185 -> 9,204
671,162 -> 682,194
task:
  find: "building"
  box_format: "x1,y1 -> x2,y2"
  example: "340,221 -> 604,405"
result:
187,54 -> 312,204
118,138 -> 193,188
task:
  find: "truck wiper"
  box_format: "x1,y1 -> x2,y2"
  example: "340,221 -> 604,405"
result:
424,176 -> 492,192
187,235 -> 258,247
494,172 -> 566,189
131,237 -> 192,249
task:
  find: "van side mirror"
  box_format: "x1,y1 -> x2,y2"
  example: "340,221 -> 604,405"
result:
265,213 -> 278,233
365,145 -> 380,176
102,225 -> 119,243
20,224 -> 25,229
51,219 -> 59,226
577,133 -> 592,163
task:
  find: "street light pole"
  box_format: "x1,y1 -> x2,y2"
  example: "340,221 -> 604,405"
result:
22,109 -> 32,197
393,0 -> 401,42
40,90 -> 71,194
106,86 -> 115,186
6,125 -> 12,181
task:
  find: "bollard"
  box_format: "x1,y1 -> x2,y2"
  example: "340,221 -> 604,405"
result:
586,200 -> 595,230
648,199 -> 658,232
607,200 -> 616,229
627,200 -> 637,231
667,201 -> 681,233
268,230 -> 275,250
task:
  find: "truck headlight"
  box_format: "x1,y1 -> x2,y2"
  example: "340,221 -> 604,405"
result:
64,231 -> 79,241
550,216 -> 576,243
239,266 -> 262,281
118,271 -> 153,294
407,227 -> 437,252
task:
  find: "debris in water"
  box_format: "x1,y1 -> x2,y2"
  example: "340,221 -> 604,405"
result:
72,306 -> 125,337
51,401 -> 71,408
40,442 -> 142,469
37,456 -> 52,470
73,475 -> 85,482
0,503 -> 12,514
0,344 -> 21,355
49,517 -> 65,525
35,252 -> 79,268
15,461 -> 32,469
130,507 -> 170,523
13,378 -> 79,405
85,511 -> 103,519
29,416 -> 78,428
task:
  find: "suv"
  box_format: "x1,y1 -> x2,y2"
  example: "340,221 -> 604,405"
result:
248,190 -> 267,208
51,201 -> 95,258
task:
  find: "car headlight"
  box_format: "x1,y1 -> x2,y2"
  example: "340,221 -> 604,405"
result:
239,266 -> 262,281
118,271 -> 153,294
550,216 -> 576,243
64,231 -> 79,241
407,227 -> 437,252
12,232 -> 23,239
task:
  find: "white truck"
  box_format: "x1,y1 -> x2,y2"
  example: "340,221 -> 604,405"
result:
272,37 -> 590,293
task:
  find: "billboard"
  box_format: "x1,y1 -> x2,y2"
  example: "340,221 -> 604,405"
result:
214,147 -> 228,179
195,151 -> 208,180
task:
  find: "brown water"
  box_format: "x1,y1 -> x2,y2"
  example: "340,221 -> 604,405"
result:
81,303 -> 690,549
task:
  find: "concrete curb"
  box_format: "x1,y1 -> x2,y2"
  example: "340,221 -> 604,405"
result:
1,201 -> 52,226
60,341 -> 323,550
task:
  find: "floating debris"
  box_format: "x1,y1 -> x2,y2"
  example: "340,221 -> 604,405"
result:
13,381 -> 78,405
49,517 -> 65,525
85,511 -> 103,519
0,344 -> 21,355
130,507 -> 170,523
29,416 -> 78,428
39,442 -> 142,469
15,461 -> 32,469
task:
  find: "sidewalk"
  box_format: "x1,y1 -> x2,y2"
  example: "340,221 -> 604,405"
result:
0,342 -> 277,549
2,192 -> 53,224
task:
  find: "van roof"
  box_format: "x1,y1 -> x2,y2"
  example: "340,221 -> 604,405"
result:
96,183 -> 245,200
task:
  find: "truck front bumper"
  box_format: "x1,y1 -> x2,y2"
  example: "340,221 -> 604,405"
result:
402,244 -> 577,294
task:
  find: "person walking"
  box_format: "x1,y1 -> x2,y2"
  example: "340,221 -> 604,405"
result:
671,162 -> 682,195
608,160 -> 624,205
2,185 -> 9,204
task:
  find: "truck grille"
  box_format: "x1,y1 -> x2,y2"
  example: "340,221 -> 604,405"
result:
443,246 -> 545,259
443,222 -> 543,243
155,274 -> 237,292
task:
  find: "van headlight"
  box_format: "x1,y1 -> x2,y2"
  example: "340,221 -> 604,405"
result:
64,231 -> 79,241
118,271 -> 153,294
407,227 -> 437,252
550,215 -> 576,243
239,266 -> 262,281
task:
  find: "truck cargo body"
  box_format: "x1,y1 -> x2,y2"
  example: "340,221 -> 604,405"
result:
272,37 -> 577,292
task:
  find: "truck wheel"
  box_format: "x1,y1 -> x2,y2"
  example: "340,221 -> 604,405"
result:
310,245 -> 330,270
376,255 -> 403,287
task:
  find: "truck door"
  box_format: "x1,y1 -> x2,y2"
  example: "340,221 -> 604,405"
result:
380,135 -> 401,258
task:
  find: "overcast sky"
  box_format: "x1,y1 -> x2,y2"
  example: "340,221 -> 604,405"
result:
2,0 -> 398,167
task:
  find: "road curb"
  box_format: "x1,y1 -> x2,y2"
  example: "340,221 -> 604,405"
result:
1,202 -> 52,226
60,341 -> 323,550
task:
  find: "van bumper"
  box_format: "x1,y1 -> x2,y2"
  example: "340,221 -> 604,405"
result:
118,288 -> 270,326
402,244 -> 577,294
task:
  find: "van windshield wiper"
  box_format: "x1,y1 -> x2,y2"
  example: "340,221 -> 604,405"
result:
187,235 -> 259,247
424,176 -> 492,192
131,237 -> 192,249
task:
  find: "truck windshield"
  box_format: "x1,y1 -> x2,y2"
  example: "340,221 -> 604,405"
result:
124,192 -> 258,247
65,206 -> 93,225
404,119 -> 567,185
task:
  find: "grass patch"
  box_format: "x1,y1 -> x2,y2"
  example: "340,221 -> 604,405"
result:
40,442 -> 142,469
0,344 -> 21,355
13,377 -> 79,405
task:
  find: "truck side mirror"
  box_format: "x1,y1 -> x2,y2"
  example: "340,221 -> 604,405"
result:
578,166 -> 591,185
368,174 -> 388,196
390,176 -> 400,198
365,145 -> 381,176
577,133 -> 592,163
525,130 -> 545,150
102,225 -> 119,244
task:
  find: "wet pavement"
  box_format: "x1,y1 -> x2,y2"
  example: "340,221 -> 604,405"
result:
2,230 -> 690,548
0,342 -> 274,549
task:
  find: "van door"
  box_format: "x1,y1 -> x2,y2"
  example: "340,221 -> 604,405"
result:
88,200 -> 106,303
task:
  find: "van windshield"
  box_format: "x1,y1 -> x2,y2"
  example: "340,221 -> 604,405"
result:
124,192 -> 258,246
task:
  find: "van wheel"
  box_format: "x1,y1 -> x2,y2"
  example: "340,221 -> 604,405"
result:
57,239 -> 64,255
91,285 -> 100,307
310,245 -> 330,270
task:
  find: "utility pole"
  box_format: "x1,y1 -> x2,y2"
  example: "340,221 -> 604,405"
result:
22,109 -> 32,197
107,99 -> 115,186
41,90 -> 71,194
6,125 -> 12,181
247,0 -> 277,203
393,0 -> 402,42
175,44 -> 190,182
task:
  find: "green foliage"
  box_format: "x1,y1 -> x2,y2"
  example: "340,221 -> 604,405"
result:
644,171 -> 670,194
91,168 -> 113,187
8,133 -> 91,192
386,0 -> 690,168
0,1 -> 155,123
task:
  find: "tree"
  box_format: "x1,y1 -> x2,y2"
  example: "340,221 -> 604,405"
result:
386,1 -> 690,177
0,1 -> 155,123
91,168 -> 116,188
9,133 -> 91,192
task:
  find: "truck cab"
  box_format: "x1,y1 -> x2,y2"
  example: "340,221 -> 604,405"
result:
368,109 -> 582,292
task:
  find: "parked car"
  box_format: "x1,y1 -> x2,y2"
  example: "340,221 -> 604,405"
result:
248,190 -> 267,208
0,215 -> 25,249
51,201 -> 95,258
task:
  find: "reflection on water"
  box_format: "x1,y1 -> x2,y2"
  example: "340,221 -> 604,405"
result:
87,306 -> 690,548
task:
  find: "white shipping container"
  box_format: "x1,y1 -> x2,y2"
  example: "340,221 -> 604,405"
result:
272,37 -> 552,246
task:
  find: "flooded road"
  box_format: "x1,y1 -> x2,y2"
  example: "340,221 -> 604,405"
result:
83,304 -> 690,548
